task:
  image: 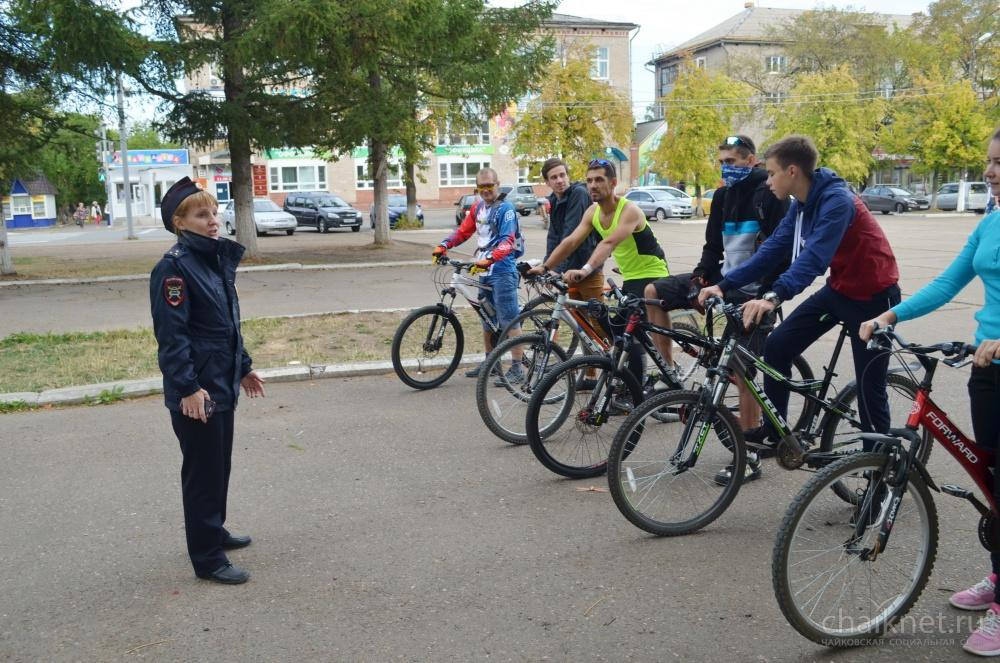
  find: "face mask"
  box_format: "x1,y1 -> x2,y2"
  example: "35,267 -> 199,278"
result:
721,164 -> 753,187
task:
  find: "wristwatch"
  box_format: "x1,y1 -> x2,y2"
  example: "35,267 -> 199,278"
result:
761,291 -> 782,308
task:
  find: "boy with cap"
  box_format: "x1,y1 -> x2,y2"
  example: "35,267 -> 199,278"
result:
150,177 -> 266,585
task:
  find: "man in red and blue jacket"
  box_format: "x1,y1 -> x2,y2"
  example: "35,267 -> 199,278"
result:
432,167 -> 525,379
700,135 -> 900,459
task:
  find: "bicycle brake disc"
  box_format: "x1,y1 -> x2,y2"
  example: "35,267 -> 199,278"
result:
978,514 -> 1000,552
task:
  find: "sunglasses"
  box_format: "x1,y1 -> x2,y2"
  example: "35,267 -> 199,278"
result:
476,183 -> 497,191
588,158 -> 612,168
723,136 -> 749,148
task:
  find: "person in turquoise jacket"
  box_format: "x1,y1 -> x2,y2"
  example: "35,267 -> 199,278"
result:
860,126 -> 1000,657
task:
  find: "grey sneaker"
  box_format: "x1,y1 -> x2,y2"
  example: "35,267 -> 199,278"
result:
714,452 -> 761,486
493,364 -> 525,387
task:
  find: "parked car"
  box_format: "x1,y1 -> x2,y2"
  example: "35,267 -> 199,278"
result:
454,193 -> 478,225
860,185 -> 929,214
632,185 -> 694,207
935,182 -> 990,213
499,184 -> 539,216
222,199 -> 297,236
369,194 -> 424,229
624,188 -> 694,220
283,192 -> 363,233
699,188 -> 716,216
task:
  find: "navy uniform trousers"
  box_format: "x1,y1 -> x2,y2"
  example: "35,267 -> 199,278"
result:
170,409 -> 235,576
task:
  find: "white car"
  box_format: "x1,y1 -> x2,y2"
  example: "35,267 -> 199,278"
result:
625,187 -> 694,220
222,199 -> 298,236
935,182 -> 990,213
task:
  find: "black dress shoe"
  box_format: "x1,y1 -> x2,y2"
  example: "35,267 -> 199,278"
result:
197,563 -> 250,585
222,533 -> 252,550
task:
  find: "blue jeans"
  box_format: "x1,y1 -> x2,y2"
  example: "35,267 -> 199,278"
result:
763,283 -> 901,439
479,270 -> 520,332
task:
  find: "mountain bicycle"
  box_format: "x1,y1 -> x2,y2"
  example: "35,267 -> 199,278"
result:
772,328 -> 987,647
391,257 -> 550,389
522,285 -> 775,479
605,298 -> 926,537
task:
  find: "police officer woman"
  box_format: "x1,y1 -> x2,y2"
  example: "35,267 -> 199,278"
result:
150,178 -> 266,585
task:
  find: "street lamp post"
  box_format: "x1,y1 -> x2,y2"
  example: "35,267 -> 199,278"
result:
116,72 -> 136,240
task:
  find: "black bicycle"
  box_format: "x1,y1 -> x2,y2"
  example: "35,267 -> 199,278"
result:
606,297 -> 928,537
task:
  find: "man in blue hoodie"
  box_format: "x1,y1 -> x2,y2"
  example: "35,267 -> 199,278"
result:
699,134 -> 900,474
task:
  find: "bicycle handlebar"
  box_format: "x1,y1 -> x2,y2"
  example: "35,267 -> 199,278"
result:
868,325 -> 977,366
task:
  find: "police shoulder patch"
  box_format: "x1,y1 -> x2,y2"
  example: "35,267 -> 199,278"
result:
164,276 -> 186,307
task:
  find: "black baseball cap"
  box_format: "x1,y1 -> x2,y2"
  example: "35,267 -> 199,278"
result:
160,177 -> 202,232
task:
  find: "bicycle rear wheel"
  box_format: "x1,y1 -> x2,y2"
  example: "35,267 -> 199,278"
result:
818,373 -> 931,503
772,452 -> 937,646
475,333 -> 568,445
390,306 -> 464,389
525,354 -> 643,479
608,390 -> 744,536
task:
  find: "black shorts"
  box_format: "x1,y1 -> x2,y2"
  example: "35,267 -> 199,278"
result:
651,273 -> 695,311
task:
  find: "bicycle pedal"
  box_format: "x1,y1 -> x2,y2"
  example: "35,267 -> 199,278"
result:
941,484 -> 974,500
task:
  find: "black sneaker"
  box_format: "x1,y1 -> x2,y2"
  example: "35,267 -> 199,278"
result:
744,426 -> 779,459
714,452 -> 762,486
493,364 -> 525,387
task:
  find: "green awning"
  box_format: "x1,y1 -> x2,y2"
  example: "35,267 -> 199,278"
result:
605,147 -> 629,162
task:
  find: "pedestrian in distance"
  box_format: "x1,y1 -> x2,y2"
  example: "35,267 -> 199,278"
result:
104,202 -> 112,227
149,177 -> 266,585
859,126 -> 1000,657
90,201 -> 102,225
432,167 -> 526,382
73,202 -> 87,227
647,134 -> 789,485
699,134 -> 901,483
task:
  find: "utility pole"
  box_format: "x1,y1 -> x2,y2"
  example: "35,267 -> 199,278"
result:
99,124 -> 115,226
117,72 -> 136,240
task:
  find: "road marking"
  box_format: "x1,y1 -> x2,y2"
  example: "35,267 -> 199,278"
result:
7,232 -> 85,245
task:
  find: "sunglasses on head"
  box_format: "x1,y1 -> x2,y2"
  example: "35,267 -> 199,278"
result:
723,136 -> 749,148
588,158 -> 612,168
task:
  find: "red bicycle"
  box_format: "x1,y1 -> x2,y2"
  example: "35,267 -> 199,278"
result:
772,326 -> 996,646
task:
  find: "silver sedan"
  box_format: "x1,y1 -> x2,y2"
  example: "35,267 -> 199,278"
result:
221,199 -> 298,236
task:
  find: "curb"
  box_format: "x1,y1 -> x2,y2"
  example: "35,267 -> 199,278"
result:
0,260 -> 430,288
0,354 -> 488,408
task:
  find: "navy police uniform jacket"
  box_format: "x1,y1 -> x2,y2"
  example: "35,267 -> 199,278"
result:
150,232 -> 252,413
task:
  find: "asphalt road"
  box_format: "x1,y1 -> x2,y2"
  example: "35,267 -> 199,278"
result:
0,370 -> 987,661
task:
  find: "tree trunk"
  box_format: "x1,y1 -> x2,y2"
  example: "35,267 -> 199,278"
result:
222,2 -> 259,257
369,70 -> 390,247
0,216 -> 14,276
371,136 -> 390,246
405,157 -> 417,222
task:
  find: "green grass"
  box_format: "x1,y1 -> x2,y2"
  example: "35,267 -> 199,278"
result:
0,308 -> 482,394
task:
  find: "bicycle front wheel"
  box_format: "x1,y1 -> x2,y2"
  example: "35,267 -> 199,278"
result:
475,333 -> 568,445
525,354 -> 643,478
772,452 -> 938,646
500,302 -> 580,358
819,373 -> 931,503
608,390 -> 744,536
390,306 -> 464,389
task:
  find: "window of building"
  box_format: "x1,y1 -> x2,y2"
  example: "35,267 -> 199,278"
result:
32,199 -> 45,217
11,195 -> 31,215
268,164 -> 327,192
355,160 -> 404,190
694,57 -> 706,69
764,91 -> 789,104
766,55 -> 787,73
437,119 -> 490,146
661,65 -> 678,85
591,47 -> 609,79
439,160 -> 489,187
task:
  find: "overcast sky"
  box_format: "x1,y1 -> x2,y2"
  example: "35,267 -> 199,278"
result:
494,0 -> 932,115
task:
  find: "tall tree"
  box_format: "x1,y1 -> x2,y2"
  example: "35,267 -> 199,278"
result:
767,66 -> 885,185
262,0 -> 555,246
138,0 -> 323,258
881,73 -> 993,205
512,42 -> 633,181
648,63 -> 753,204
35,113 -> 107,215
909,0 -> 999,102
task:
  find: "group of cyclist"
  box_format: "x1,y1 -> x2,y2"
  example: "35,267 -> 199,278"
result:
432,125 -> 1000,657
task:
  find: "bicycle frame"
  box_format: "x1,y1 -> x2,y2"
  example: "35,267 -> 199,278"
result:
436,260 -> 501,334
